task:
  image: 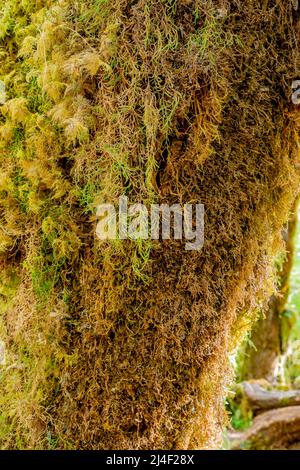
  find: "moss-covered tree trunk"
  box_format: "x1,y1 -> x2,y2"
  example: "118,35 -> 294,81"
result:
0,0 -> 299,450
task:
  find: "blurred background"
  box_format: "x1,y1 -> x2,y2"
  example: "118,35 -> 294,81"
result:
226,206 -> 300,450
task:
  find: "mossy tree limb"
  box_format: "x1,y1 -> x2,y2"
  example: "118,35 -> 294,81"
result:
0,0 -> 299,450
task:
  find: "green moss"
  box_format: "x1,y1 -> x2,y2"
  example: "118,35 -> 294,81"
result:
0,0 -> 299,451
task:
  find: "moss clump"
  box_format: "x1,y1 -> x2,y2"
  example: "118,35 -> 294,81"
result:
0,0 -> 299,450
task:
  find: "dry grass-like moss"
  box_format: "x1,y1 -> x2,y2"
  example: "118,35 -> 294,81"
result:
0,0 -> 299,449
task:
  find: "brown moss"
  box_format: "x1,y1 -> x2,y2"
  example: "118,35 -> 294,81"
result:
0,0 -> 299,450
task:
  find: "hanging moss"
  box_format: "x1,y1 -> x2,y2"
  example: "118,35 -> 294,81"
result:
0,0 -> 299,450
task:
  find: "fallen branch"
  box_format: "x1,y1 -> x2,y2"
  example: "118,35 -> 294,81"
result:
241,381 -> 300,411
229,406 -> 300,450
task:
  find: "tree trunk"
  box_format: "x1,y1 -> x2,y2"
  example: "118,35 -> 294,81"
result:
0,0 -> 299,450
242,205 -> 299,381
